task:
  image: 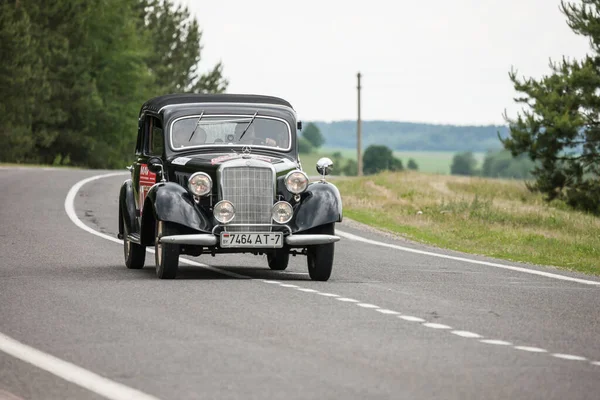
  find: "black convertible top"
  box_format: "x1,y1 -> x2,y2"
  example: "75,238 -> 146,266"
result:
141,93 -> 294,113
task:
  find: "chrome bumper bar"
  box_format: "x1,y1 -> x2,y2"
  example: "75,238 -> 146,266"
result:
285,234 -> 340,246
159,233 -> 340,246
160,234 -> 218,246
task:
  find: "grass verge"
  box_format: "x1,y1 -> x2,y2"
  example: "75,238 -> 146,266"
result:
335,171 -> 600,275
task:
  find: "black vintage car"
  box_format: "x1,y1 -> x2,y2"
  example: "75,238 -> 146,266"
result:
118,94 -> 342,280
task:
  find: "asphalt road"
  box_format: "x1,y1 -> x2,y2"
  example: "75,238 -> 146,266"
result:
1,166 -> 599,400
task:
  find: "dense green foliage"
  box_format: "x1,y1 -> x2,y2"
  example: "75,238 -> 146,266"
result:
302,122 -> 325,149
481,150 -> 534,179
342,159 -> 358,176
312,121 -> 508,152
503,1 -> 600,214
298,137 -> 314,153
450,152 -> 478,176
0,0 -> 227,168
407,159 -> 419,170
363,145 -> 403,175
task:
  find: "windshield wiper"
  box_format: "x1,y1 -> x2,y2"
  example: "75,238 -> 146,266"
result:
188,110 -> 205,142
238,111 -> 258,141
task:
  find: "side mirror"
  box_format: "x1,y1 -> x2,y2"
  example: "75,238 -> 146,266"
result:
147,156 -> 163,174
316,157 -> 333,177
147,156 -> 166,182
297,121 -> 303,130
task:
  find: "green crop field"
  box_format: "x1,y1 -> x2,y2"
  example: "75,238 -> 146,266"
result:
302,148 -> 486,175
335,171 -> 600,275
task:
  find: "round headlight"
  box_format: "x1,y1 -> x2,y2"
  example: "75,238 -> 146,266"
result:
285,170 -> 309,194
188,172 -> 212,197
272,201 -> 293,224
214,200 -> 235,224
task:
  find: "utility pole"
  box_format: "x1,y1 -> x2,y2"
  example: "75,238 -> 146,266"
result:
357,72 -> 363,176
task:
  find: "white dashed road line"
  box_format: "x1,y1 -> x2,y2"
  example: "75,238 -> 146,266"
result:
375,309 -> 401,315
552,354 -> 587,361
423,323 -> 452,330
336,298 -> 359,302
60,172 -> 600,381
357,303 -> 380,309
399,316 -> 426,322
514,346 -> 548,353
480,340 -> 512,346
451,331 -> 483,339
296,288 -> 318,293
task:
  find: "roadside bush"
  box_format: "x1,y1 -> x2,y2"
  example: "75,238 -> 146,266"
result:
363,145 -> 403,175
407,158 -> 419,170
298,137 -> 314,153
343,159 -> 358,176
450,152 -> 478,176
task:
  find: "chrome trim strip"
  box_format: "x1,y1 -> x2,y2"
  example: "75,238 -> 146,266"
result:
168,113 -> 292,152
285,235 -> 341,246
158,102 -> 297,115
212,224 -> 291,235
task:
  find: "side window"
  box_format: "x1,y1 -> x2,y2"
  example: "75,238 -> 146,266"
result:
143,116 -> 163,156
150,118 -> 164,156
135,117 -> 143,155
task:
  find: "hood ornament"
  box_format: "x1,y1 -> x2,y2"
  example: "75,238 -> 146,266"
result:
241,146 -> 252,158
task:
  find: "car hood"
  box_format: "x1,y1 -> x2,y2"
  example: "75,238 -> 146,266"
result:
166,152 -> 299,176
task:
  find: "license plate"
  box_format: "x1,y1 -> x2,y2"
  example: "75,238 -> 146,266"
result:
220,232 -> 283,248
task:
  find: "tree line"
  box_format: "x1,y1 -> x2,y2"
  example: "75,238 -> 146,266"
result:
0,0 -> 227,168
312,120 -> 509,152
450,151 -> 535,179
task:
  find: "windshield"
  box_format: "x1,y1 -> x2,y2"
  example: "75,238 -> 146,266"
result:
170,115 -> 291,151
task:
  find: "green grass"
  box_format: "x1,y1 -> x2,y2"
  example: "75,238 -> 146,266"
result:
320,147 -> 486,174
335,171 -> 600,275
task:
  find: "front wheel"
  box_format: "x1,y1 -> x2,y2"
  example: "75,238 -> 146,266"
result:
155,220 -> 180,279
123,215 -> 145,269
307,223 -> 335,281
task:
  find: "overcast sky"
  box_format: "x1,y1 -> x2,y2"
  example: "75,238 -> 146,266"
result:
179,0 -> 590,125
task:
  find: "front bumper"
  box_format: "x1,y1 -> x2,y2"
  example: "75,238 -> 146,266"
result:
159,233 -> 340,247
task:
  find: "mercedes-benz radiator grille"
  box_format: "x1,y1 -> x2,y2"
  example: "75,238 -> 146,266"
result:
221,166 -> 274,232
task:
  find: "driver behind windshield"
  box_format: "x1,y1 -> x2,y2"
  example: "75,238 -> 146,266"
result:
235,123 -> 278,147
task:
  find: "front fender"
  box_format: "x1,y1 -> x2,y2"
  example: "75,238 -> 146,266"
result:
119,179 -> 138,234
292,181 -> 343,233
144,182 -> 212,233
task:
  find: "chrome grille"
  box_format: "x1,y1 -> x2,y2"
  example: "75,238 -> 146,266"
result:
221,166 -> 274,232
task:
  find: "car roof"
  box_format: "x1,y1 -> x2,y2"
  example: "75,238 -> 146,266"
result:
141,93 -> 294,114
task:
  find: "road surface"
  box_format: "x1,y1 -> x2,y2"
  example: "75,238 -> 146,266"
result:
1,167 -> 599,400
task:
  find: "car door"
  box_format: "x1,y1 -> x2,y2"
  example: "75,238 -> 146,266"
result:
133,114 -> 161,217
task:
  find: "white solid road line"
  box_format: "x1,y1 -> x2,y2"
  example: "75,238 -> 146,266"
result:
64,172 -> 249,280
56,171 -> 600,387
0,332 -> 160,400
67,173 -> 600,287
336,230 -> 600,286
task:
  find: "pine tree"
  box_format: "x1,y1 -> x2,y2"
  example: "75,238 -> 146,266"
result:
503,0 -> 600,213
141,0 -> 228,95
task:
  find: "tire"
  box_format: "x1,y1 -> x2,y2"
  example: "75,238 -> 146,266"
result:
155,220 -> 180,279
123,216 -> 145,269
307,223 -> 335,281
267,247 -> 290,271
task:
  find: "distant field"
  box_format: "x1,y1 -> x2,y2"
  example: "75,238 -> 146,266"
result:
336,171 -> 600,275
307,148 -> 486,175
